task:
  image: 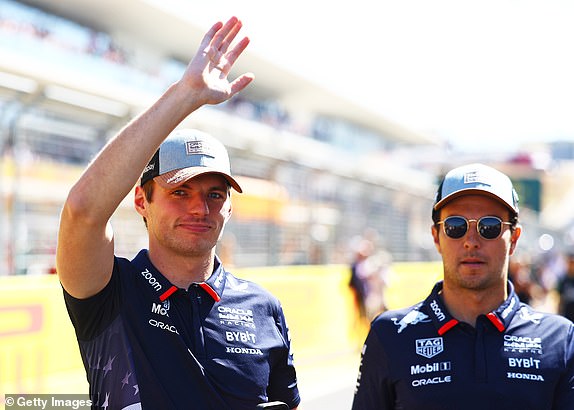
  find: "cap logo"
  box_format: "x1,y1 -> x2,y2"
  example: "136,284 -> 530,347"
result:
185,140 -> 215,157
143,163 -> 155,174
463,170 -> 490,186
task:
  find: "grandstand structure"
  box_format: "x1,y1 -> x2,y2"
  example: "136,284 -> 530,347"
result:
0,0 -> 459,275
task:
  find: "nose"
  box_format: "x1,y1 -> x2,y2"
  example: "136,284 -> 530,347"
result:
187,193 -> 209,215
463,220 -> 480,248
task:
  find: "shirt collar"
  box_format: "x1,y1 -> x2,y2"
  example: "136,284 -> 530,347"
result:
131,250 -> 227,302
425,280 -> 521,335
198,255 -> 226,302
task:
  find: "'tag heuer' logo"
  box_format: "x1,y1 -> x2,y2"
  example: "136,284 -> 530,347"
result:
416,337 -> 444,359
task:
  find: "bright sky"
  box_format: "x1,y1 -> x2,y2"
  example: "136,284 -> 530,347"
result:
173,0 -> 574,153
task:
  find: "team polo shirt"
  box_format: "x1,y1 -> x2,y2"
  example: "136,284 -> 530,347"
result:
64,250 -> 300,410
352,281 -> 574,410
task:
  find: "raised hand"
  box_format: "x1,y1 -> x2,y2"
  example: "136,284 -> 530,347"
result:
182,16 -> 254,106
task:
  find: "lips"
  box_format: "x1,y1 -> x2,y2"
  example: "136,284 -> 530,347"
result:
177,221 -> 212,232
460,256 -> 485,266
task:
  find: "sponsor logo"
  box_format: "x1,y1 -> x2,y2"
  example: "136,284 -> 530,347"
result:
500,296 -> 516,319
227,281 -> 249,292
218,306 -> 253,317
141,268 -> 162,292
354,344 -> 367,394
151,302 -> 169,316
186,140 -> 215,157
148,319 -> 178,334
508,357 -> 541,369
519,307 -> 543,324
503,335 -> 542,354
430,300 -> 446,321
416,337 -> 444,359
142,163 -> 155,174
225,330 -> 257,344
220,319 -> 256,329
463,170 -> 482,184
214,271 -> 224,289
507,372 -> 544,381
392,309 -> 430,333
218,305 -> 255,328
225,347 -> 263,355
412,375 -> 451,387
411,361 -> 451,375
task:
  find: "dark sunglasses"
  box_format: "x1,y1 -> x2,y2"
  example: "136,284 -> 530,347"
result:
437,216 -> 512,240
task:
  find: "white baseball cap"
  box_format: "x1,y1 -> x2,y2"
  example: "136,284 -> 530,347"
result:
434,163 -> 519,214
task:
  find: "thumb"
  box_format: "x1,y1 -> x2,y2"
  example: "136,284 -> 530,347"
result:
229,73 -> 255,96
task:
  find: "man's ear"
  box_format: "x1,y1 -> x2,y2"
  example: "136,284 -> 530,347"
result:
134,185 -> 147,218
509,225 -> 522,255
225,201 -> 233,222
431,224 -> 442,255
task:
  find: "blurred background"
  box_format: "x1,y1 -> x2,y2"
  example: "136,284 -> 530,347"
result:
1,0 -> 574,408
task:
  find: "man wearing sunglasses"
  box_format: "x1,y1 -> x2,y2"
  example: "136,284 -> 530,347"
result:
352,163 -> 574,410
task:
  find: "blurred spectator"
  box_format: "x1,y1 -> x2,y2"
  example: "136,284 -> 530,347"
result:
349,235 -> 391,321
362,247 -> 391,318
537,251 -> 565,293
556,252 -> 574,322
349,238 -> 373,320
508,254 -> 537,304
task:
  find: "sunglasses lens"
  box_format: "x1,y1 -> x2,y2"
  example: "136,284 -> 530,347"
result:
478,217 -> 502,239
443,217 -> 467,239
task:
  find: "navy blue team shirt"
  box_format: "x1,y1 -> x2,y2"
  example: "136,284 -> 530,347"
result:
352,281 -> 574,410
64,250 -> 301,409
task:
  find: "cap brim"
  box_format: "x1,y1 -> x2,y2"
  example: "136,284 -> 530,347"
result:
154,167 -> 242,193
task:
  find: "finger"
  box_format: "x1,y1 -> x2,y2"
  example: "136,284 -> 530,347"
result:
224,36 -> 250,69
219,20 -> 243,55
211,35 -> 249,75
211,16 -> 241,52
198,21 -> 224,56
229,73 -> 255,96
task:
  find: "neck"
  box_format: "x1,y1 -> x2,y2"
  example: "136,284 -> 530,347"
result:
441,282 -> 508,327
148,248 -> 215,289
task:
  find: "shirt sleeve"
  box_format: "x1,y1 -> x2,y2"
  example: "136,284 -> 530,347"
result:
352,325 -> 395,410
266,300 -> 301,409
552,322 -> 574,410
62,257 -> 122,341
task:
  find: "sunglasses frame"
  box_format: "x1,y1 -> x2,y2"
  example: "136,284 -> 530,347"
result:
437,215 -> 513,240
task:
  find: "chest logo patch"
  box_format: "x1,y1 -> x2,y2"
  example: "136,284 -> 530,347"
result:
392,310 -> 430,333
519,306 -> 543,324
416,337 -> 444,359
